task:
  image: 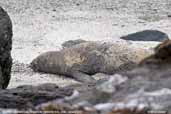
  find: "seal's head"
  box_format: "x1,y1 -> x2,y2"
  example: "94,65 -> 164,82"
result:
30,58 -> 40,72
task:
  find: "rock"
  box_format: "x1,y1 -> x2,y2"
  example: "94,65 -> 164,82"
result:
64,74 -> 127,106
30,40 -> 152,83
0,83 -> 73,109
120,30 -> 169,41
0,7 -> 13,89
62,39 -> 87,48
105,39 -> 171,112
140,39 -> 171,68
40,68 -> 171,113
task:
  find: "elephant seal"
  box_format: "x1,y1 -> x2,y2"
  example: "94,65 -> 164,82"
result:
31,41 -> 152,83
0,7 -> 13,89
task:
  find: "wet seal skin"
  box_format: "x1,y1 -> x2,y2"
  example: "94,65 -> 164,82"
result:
31,41 -> 152,83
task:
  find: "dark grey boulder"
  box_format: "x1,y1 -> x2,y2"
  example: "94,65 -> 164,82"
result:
120,30 -> 169,41
0,83 -> 73,110
0,7 -> 13,89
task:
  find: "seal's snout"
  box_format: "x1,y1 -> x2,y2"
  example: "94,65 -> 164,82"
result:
30,59 -> 38,72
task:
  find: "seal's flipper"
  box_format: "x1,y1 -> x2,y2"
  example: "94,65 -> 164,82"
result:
70,71 -> 96,84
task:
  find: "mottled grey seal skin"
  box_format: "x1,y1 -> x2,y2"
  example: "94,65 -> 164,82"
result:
31,52 -> 96,83
0,7 -> 13,89
31,41 -> 152,83
120,30 -> 169,41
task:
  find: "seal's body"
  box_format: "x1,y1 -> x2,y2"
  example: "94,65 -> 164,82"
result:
31,41 -> 151,83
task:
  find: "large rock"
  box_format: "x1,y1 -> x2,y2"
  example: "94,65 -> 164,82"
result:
0,83 -> 73,110
120,30 -> 169,41
30,40 -> 153,83
0,7 -> 13,89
